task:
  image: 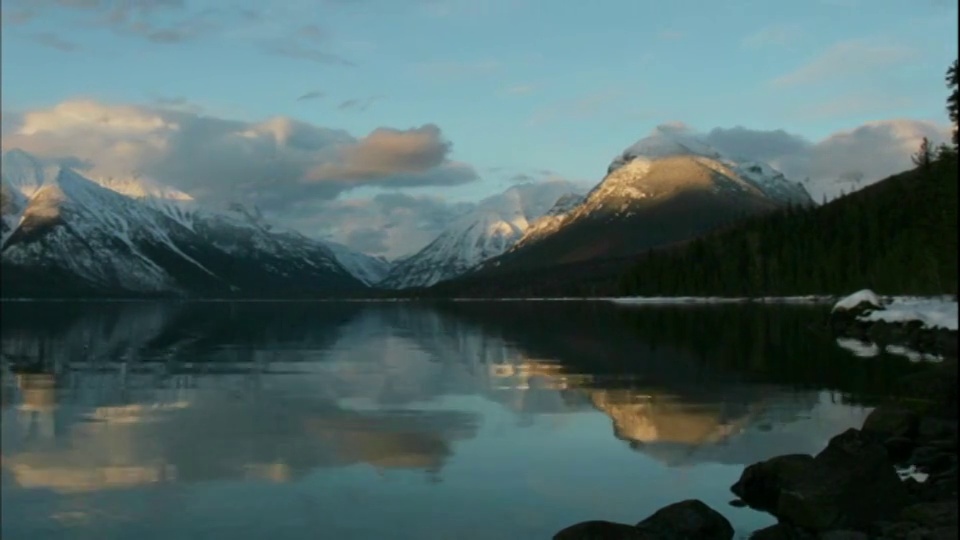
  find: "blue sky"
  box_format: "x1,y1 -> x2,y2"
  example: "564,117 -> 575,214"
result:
1,0 -> 957,256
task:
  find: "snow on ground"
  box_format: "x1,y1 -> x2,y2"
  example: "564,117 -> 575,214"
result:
836,338 -> 944,363
832,289 -> 884,312
861,297 -> 958,331
609,295 -> 834,306
835,338 -> 882,358
832,290 -> 958,331
884,345 -> 943,364
896,465 -> 930,483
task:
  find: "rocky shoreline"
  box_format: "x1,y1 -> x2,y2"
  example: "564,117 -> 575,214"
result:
828,291 -> 958,359
553,308 -> 958,539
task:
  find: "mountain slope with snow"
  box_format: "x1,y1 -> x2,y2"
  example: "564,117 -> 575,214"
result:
0,150 -> 369,298
319,241 -> 393,286
457,128 -> 814,281
381,181 -> 583,289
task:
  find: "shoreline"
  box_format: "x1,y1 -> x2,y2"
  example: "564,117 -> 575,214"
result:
553,317 -> 958,539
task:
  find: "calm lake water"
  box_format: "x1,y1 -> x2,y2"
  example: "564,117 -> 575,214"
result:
0,301 -> 926,540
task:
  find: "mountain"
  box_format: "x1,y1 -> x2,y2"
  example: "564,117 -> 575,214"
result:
617,148 -> 959,297
448,129 -> 813,279
324,241 -> 393,286
380,180 -> 583,289
0,150 -> 370,298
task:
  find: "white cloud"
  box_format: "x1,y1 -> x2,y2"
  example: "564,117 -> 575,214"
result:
297,193 -> 475,259
1,99 -> 478,213
699,119 -> 952,200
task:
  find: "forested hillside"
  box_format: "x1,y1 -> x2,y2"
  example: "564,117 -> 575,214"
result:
617,148 -> 958,296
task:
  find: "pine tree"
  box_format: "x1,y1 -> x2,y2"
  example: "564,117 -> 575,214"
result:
948,59 -> 959,148
911,137 -> 934,171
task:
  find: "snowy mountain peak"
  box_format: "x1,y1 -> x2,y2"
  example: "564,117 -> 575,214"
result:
607,125 -> 723,174
380,181 -> 584,289
602,129 -> 813,207
95,174 -> 194,202
1,150 -> 375,297
1,149 -> 59,197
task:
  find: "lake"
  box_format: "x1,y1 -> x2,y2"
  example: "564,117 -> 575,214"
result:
0,300 -> 926,540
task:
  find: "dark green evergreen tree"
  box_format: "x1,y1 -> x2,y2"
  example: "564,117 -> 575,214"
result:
911,137 -> 934,172
948,59 -> 958,148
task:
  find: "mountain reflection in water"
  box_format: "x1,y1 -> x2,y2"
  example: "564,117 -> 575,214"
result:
1,301 -> 924,540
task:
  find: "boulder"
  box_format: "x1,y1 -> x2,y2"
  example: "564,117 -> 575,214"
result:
553,500 -> 734,540
897,500 -> 959,529
776,429 -> 911,531
819,531 -> 869,540
748,523 -> 815,540
862,407 -> 919,441
634,499 -> 734,540
884,437 -> 915,463
829,290 -> 884,334
553,520 -> 644,540
731,454 -> 817,511
731,429 -> 911,532
918,418 -> 958,443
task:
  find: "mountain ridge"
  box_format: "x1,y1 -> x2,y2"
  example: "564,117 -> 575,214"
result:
380,180 -> 584,289
463,130 -> 812,279
0,150 -> 373,298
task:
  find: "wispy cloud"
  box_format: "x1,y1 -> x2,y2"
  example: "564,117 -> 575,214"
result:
771,39 -> 915,88
262,40 -> 354,66
415,59 -> 501,78
30,32 -> 80,52
338,95 -> 385,112
297,90 -> 326,102
1,0 -> 223,44
742,24 -> 803,48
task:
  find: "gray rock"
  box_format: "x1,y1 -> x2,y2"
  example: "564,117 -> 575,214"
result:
634,499 -> 734,540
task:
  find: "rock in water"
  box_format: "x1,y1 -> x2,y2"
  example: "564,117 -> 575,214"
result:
731,429 -> 910,531
633,499 -> 734,540
553,500 -> 733,540
780,429 -> 911,531
748,523 -> 816,540
861,406 -> 920,441
731,454 -> 817,511
553,520 -> 645,540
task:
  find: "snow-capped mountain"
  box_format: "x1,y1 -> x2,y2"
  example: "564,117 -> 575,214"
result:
380,181 -> 584,289
506,192 -> 584,250
324,241 -> 393,286
0,149 -> 371,298
468,128 -> 814,276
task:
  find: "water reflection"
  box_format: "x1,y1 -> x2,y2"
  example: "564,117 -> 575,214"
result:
0,301 -> 922,540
